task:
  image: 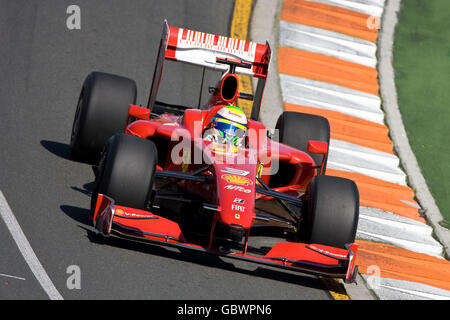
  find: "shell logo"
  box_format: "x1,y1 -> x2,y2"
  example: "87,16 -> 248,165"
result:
222,174 -> 252,186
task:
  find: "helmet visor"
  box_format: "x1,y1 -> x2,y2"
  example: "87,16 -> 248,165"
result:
213,118 -> 247,146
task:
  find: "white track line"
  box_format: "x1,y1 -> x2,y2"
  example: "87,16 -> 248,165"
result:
312,0 -> 385,17
0,273 -> 26,281
279,21 -> 378,67
0,190 -> 63,300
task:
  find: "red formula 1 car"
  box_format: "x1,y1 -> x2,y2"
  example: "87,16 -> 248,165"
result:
70,21 -> 360,283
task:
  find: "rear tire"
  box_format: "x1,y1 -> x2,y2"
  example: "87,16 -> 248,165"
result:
300,175 -> 359,248
91,133 -> 157,217
275,111 -> 330,172
70,72 -> 137,161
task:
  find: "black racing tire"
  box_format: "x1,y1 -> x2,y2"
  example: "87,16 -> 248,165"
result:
300,175 -> 359,249
275,111 -> 330,173
70,72 -> 137,161
91,133 -> 157,217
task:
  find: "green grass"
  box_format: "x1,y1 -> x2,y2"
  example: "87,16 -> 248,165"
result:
393,0 -> 450,229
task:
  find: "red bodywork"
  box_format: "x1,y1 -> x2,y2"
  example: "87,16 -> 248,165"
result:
93,21 -> 358,283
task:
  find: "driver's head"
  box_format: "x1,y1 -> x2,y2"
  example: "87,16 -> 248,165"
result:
203,106 -> 248,147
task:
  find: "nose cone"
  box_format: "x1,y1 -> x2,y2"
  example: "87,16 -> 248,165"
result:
215,164 -> 256,229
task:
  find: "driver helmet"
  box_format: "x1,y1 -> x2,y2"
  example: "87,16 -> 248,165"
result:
204,105 -> 248,147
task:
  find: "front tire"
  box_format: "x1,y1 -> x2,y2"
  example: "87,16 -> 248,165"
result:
300,175 -> 359,248
91,133 -> 158,217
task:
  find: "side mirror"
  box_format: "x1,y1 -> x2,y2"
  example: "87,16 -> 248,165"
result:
307,140 -> 328,175
128,104 -> 150,121
307,140 -> 328,154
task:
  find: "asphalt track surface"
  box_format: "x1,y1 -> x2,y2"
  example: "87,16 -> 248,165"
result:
0,0 -> 331,299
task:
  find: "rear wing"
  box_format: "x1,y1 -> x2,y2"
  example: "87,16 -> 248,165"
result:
147,20 -> 271,120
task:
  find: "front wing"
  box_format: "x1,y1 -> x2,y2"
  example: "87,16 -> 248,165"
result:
93,194 -> 358,283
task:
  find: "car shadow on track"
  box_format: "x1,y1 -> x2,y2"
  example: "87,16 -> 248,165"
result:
59,203 -> 328,292
60,205 -> 92,227
40,140 -> 72,161
70,182 -> 94,197
40,140 -> 95,165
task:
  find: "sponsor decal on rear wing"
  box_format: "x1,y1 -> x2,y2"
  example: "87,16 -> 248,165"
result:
165,25 -> 271,78
148,20 -> 271,120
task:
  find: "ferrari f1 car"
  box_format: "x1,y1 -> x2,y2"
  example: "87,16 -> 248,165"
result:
70,21 -> 360,283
